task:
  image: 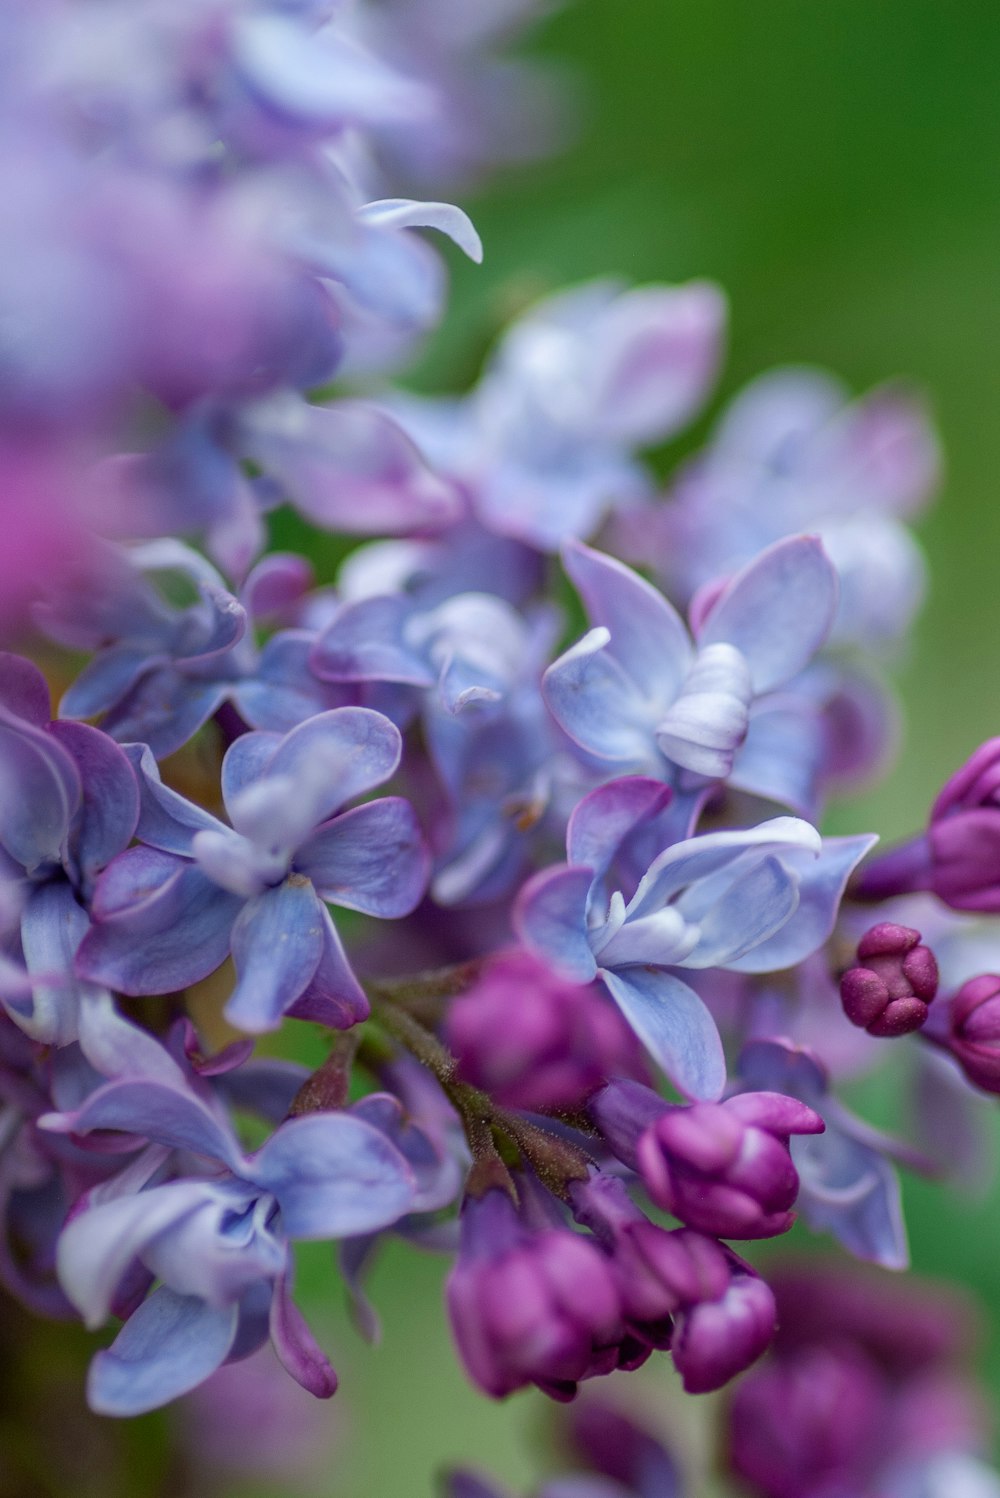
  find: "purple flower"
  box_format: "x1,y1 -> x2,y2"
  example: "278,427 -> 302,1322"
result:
516,775 -> 874,1099
76,709 -> 429,1032
543,535 -> 837,795
445,1187 -> 625,1401
447,950 -> 649,1111
590,1079 -> 824,1239
388,279 -> 725,549
840,922 -> 939,1036
43,1058 -> 419,1415
628,367 -> 939,650
726,1263 -> 991,1498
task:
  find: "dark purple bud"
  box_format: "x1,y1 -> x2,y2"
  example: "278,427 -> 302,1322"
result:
671,1255 -> 776,1394
570,1172 -> 729,1337
727,1345 -> 887,1498
854,738 -> 1000,911
634,1092 -> 824,1239
447,952 -> 648,1112
839,922 -> 938,1037
445,1188 -> 624,1402
947,973 -> 1000,1094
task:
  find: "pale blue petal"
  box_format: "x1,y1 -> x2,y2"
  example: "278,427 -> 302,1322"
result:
698,535 -> 838,693
286,905 -> 369,1029
682,855 -> 800,968
543,630 -> 656,764
220,731 -> 281,806
19,880 -> 90,1045
514,866 -> 598,983
0,717 -> 80,873
562,540 -> 692,704
249,1115 -> 416,1240
225,882 -> 325,1034
727,832 -> 877,973
78,850 -> 241,995
265,708 -> 402,820
627,817 -> 822,922
358,199 -> 483,263
87,1288 -> 238,1416
311,596 -> 433,686
42,1077 -> 245,1172
296,799 -> 428,916
792,1128 -> 908,1269
123,744 -> 226,854
600,966 -> 726,1101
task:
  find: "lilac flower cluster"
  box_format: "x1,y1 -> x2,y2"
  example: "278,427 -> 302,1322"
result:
4,4 -> 1000,1495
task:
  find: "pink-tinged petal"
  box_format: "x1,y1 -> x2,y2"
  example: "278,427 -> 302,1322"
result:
543,630 -> 657,765
589,281 -> 726,445
600,967 -> 726,1102
224,882 -> 325,1035
567,776 -> 673,882
698,536 -> 838,694
562,540 -> 692,704
241,553 -> 314,624
269,1276 -> 338,1398
249,1114 -> 417,1240
286,905 -> 369,1030
0,653 -> 50,725
514,866 -> 597,984
358,199 -> 483,263
78,849 -> 241,995
296,799 -> 428,917
240,396 -> 461,534
88,1288 -> 238,1416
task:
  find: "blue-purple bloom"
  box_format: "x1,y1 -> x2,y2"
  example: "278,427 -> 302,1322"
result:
76,708 -> 428,1031
517,776 -> 874,1098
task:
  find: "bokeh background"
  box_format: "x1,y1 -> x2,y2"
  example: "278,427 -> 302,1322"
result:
18,3 -> 1000,1494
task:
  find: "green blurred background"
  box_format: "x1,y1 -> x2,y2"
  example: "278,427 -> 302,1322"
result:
45,3 -> 1000,1494
281,5 -> 1000,1493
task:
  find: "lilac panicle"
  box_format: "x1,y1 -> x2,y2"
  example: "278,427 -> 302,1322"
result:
840,922 -> 939,1037
76,709 -> 429,1033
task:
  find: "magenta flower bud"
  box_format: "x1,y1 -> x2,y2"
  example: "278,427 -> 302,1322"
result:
671,1257 -> 777,1394
445,1189 -> 624,1402
634,1093 -> 825,1239
728,1345 -> 887,1498
447,951 -> 648,1111
839,922 -> 939,1036
570,1172 -> 730,1336
928,738 -> 1000,912
947,973 -> 1000,1094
